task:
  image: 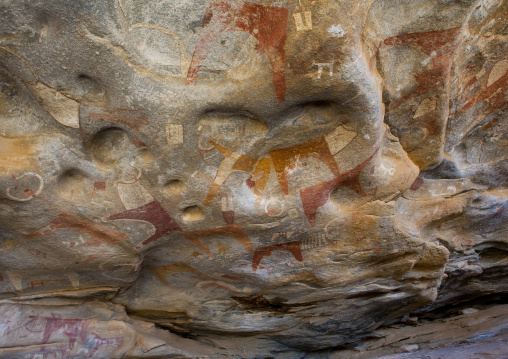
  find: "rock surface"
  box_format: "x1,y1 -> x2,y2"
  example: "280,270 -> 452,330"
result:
0,0 -> 506,357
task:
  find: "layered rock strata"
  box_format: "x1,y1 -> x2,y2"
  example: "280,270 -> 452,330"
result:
0,0 -> 506,357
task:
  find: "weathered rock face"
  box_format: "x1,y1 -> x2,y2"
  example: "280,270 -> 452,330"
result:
0,0 -> 506,357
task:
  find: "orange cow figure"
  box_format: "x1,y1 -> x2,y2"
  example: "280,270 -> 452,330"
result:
202,125 -> 359,226
204,140 -> 271,207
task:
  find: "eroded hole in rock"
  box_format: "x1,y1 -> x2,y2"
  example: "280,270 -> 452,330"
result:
231,295 -> 291,314
91,127 -> 135,165
73,74 -> 106,102
164,179 -> 186,196
478,246 -> 508,267
182,205 -> 204,223
57,169 -> 91,201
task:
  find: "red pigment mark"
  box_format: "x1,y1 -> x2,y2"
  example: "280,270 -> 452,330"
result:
25,212 -> 128,246
252,240 -> 303,271
300,147 -> 379,226
456,69 -> 508,118
79,254 -> 99,265
29,248 -> 47,258
459,237 -> 473,246
131,136 -> 148,147
384,27 -> 462,110
183,224 -> 254,258
186,1 -> 289,102
34,343 -> 69,359
89,333 -> 124,358
106,200 -> 181,249
246,176 -> 256,189
384,27 -> 461,55
0,272 -> 3,281
25,314 -> 88,350
410,177 -> 424,191
248,157 -> 272,204
93,181 -> 106,191
88,111 -> 149,132
222,274 -> 242,281
222,210 -> 235,225
413,111 -> 442,137
356,236 -> 366,243
465,61 -> 476,73
490,205 -> 505,219
270,135 -> 341,195
463,76 -> 478,93
92,181 -> 106,198
367,244 -> 383,255
368,186 -> 379,197
30,280 -> 44,287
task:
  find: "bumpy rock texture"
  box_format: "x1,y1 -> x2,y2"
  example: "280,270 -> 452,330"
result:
0,0 -> 506,357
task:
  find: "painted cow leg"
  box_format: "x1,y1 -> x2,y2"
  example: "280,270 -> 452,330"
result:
252,240 -> 303,271
184,224 -> 254,257
270,136 -> 340,195
300,147 -> 380,226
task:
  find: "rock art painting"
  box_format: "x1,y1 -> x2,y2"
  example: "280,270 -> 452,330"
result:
203,124 -> 360,225
0,0 -> 507,358
106,200 -> 181,249
26,212 -> 129,247
454,59 -> 508,120
187,1 -> 288,101
183,224 -> 254,258
300,146 -> 379,225
252,239 -> 303,271
5,172 -> 44,202
252,232 -> 330,271
30,315 -> 87,349
383,27 -> 463,110
381,26 -> 468,168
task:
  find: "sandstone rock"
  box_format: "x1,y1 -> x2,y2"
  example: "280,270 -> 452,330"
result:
460,308 -> 479,315
0,0 -> 506,357
400,344 -> 419,352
